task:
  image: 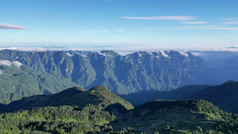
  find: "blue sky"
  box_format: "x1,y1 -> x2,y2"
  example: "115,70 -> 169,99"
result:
1,0 -> 238,49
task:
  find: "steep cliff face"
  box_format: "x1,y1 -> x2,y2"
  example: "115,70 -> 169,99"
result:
0,50 -> 208,94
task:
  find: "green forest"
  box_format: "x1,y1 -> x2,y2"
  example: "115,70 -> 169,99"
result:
0,86 -> 237,134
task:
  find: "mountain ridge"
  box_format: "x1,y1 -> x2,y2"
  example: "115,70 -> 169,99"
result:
183,80 -> 238,113
0,49 -> 209,95
2,85 -> 134,113
0,85 -> 237,133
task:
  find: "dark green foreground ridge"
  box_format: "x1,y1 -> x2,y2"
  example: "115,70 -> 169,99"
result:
1,85 -> 134,112
0,86 -> 237,134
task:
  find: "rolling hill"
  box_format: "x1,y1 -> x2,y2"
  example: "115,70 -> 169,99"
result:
114,99 -> 238,133
4,85 -> 133,112
184,81 -> 238,113
0,86 -> 237,133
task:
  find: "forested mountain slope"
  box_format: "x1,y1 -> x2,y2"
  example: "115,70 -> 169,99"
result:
0,86 -> 237,134
0,49 -> 209,94
3,85 -> 133,112
184,81 -> 238,113
0,60 -> 75,104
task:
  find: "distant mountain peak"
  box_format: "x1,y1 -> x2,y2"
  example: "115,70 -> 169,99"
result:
126,50 -> 192,59
98,50 -> 120,57
158,50 -> 170,57
89,85 -> 115,98
158,50 -> 191,57
223,80 -> 236,84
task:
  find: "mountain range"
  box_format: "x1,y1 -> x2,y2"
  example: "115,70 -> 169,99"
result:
0,49 -> 208,98
1,49 -> 238,116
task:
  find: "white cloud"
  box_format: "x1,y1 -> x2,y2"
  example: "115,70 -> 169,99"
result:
117,29 -> 126,32
121,16 -> 197,21
66,52 -> 74,57
84,29 -> 127,33
0,60 -> 23,68
0,47 -> 48,51
184,21 -> 208,24
0,60 -> 12,67
143,28 -> 167,31
144,28 -> 151,31
101,30 -> 110,33
84,29 -> 95,33
224,18 -> 238,24
224,21 -> 238,24
190,52 -> 201,56
0,23 -> 27,30
12,61 -> 23,68
177,25 -> 238,31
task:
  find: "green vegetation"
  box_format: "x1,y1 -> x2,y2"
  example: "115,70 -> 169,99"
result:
0,86 -> 237,134
184,81 -> 238,113
0,64 -> 76,104
0,50 -> 237,133
3,85 -> 133,112
117,100 -> 238,134
0,86 -> 134,133
0,105 -> 116,133
0,49 -> 208,95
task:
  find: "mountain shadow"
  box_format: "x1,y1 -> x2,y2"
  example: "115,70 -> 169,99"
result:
183,80 -> 238,113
